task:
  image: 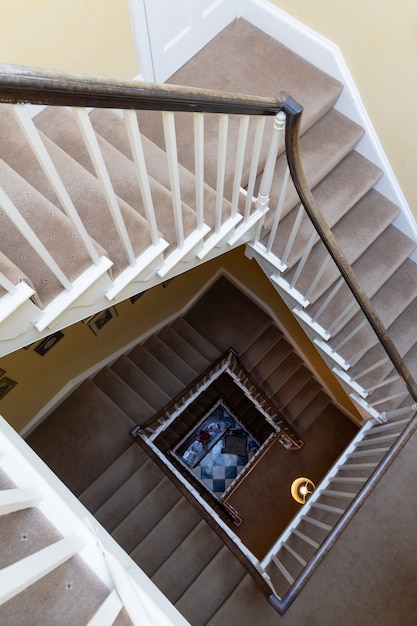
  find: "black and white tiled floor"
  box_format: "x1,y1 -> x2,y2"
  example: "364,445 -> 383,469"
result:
174,401 -> 258,499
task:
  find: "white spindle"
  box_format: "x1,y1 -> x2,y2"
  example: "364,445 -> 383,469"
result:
87,591 -> 123,626
369,390 -> 409,407
0,272 -> 17,295
349,339 -> 379,367
333,319 -> 368,353
123,110 -> 160,245
256,111 -> 286,213
12,104 -> 101,265
326,299 -> 358,336
289,231 -> 318,290
311,277 -> 344,324
351,357 -> 390,382
264,165 -> 291,255
304,255 -> 332,302
0,186 -> 72,290
194,112 -> 205,230
231,115 -> 250,216
215,114 -> 229,233
365,373 -> 401,394
71,107 -> 136,266
245,116 -> 266,223
281,204 -> 304,265
162,111 -> 185,248
0,487 -> 41,515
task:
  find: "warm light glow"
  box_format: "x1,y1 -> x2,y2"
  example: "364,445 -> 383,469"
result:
291,477 -> 315,504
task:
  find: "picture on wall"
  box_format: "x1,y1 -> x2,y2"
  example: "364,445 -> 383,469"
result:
35,331 -> 65,356
86,307 -> 118,335
0,369 -> 5,378
0,377 -> 17,400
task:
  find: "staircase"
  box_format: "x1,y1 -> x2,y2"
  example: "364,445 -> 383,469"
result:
1,12 -> 417,623
26,276 -> 357,624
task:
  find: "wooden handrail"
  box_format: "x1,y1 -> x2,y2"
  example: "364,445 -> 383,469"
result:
282,92 -> 417,403
0,63 -> 284,116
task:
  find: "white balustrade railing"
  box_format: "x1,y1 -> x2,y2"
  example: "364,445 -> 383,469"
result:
0,414 -> 189,625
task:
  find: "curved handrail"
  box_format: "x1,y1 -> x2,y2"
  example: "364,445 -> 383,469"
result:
282,92 -> 417,403
0,63 -> 284,116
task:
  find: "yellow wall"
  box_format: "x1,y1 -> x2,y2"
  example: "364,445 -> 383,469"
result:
0,248 -> 359,432
0,0 -> 139,78
269,0 -> 417,218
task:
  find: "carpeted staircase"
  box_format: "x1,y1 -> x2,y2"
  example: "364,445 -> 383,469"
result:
27,276 -> 357,624
3,14 -> 417,624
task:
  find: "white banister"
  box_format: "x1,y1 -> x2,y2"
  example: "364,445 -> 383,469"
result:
244,116 -> 266,225
0,487 -> 42,515
72,107 -> 137,266
123,109 -> 161,246
289,231 -> 318,291
304,255 -> 332,303
12,104 -> 101,265
193,112 -> 205,230
162,111 -> 185,248
231,115 -> 250,216
215,114 -> 229,233
0,185 -> 72,290
87,590 -> 123,626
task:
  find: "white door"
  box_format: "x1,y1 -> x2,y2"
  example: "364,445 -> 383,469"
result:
131,0 -> 237,82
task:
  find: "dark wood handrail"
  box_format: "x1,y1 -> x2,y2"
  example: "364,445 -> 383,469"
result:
282,92 -> 417,403
0,63 -> 284,116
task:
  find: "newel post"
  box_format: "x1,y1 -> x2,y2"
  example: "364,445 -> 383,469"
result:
255,110 -> 286,213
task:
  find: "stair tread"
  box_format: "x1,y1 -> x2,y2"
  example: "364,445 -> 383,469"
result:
95,457 -> 164,532
175,545 -> 246,626
138,18 -> 342,201
330,258 -> 417,365
1,105 -> 151,281
0,157 -> 101,307
157,325 -> 211,373
307,226 -> 417,334
130,496 -> 201,577
292,188 -> 401,303
26,380 -> 136,496
35,106 -> 199,253
79,442 -> 148,513
89,107 -> 231,231
183,275 -> 271,354
151,519 -> 224,603
111,354 -> 171,413
266,149 -> 383,266
0,552 -> 119,626
92,367 -> 154,425
144,333 -> 198,386
240,322 -> 283,370
263,108 -> 365,230
0,506 -> 62,570
0,249 -> 34,299
171,317 -> 221,365
112,475 -> 182,553
128,343 -> 186,398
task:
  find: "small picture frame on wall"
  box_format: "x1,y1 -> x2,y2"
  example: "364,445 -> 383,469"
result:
35,331 -> 65,356
0,368 -> 5,378
87,307 -> 118,336
0,377 -> 17,400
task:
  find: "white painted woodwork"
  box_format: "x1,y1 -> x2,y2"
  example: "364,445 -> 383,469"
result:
87,590 -> 123,626
0,535 -> 84,606
137,0 -> 237,81
0,487 -> 42,515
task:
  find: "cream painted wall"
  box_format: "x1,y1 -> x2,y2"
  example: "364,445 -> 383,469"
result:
0,0 -> 139,78
0,248 -> 359,433
269,0 -> 417,218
